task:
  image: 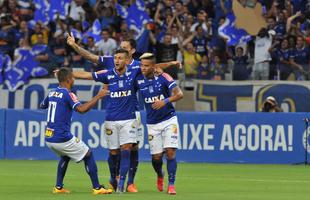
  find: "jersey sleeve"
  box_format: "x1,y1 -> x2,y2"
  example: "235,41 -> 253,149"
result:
162,72 -> 177,93
92,69 -> 109,83
67,92 -> 81,111
98,55 -> 114,69
40,95 -> 49,109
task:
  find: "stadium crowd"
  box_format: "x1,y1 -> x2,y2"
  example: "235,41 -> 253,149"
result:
0,0 -> 309,85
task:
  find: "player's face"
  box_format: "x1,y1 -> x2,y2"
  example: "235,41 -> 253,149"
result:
141,59 -> 155,77
114,53 -> 129,71
120,41 -> 135,56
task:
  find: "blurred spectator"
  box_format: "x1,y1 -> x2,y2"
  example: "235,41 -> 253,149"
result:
149,32 -> 180,79
31,22 -> 49,45
253,28 -> 273,80
96,28 -> 117,56
32,32 -> 50,69
197,54 -> 210,79
209,54 -> 226,80
290,36 -> 310,80
180,42 -> 201,78
83,36 -> 98,72
232,46 -> 250,80
68,0 -> 86,21
48,30 -> 66,74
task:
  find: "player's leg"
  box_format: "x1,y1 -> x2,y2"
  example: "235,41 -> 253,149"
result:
163,117 -> 179,195
147,123 -> 164,192
83,150 -> 112,194
117,119 -> 137,193
152,153 -> 164,192
165,148 -> 177,195
104,121 -> 120,191
108,149 -> 120,191
127,142 -> 139,192
53,156 -> 71,193
127,112 -> 143,192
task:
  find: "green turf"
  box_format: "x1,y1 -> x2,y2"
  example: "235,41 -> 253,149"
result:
0,160 -> 309,200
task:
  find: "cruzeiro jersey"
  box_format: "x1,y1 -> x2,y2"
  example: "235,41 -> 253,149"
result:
98,56 -> 141,111
92,67 -> 140,121
40,87 -> 81,143
136,73 -> 177,124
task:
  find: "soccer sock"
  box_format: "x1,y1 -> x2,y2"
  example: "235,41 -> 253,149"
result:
56,156 -> 70,188
83,152 -> 100,189
108,153 -> 119,182
167,158 -> 177,186
127,149 -> 139,185
119,150 -> 130,188
115,153 -> 120,177
152,157 -> 163,177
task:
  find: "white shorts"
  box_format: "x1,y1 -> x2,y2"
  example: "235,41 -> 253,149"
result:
147,116 -> 180,155
46,136 -> 89,162
135,111 -> 144,143
104,119 -> 137,149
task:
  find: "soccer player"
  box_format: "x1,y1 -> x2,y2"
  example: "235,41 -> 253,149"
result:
136,53 -> 183,195
70,49 -> 142,193
40,67 -> 112,194
66,33 -> 180,193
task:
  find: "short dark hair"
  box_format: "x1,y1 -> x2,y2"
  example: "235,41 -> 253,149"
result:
114,48 -> 129,57
57,67 -> 72,83
124,38 -> 136,49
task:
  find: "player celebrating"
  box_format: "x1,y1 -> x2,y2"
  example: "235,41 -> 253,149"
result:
136,53 -> 183,195
40,67 -> 112,195
66,33 -> 180,193
70,49 -> 142,193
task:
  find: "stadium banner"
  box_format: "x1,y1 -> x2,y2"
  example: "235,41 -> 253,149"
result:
4,109 -> 310,164
194,80 -> 310,112
0,109 -> 4,159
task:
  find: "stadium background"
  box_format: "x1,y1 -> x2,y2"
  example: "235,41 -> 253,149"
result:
0,1 -> 310,199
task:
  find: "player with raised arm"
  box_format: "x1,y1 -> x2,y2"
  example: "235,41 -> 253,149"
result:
40,67 -> 112,195
70,49 -> 142,193
66,33 -> 180,193
136,53 -> 183,195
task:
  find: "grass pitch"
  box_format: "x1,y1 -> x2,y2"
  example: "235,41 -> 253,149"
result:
0,160 -> 309,200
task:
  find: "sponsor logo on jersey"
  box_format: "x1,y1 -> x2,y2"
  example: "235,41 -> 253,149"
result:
75,138 -> 80,143
107,75 -> 115,79
172,124 -> 178,134
137,79 -> 145,84
45,128 -> 54,137
110,90 -> 132,98
144,94 -> 165,103
49,91 -> 63,98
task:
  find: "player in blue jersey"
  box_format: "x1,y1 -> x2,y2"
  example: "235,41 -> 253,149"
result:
136,53 -> 183,195
40,67 -> 112,195
70,49 -> 142,193
66,33 -> 180,193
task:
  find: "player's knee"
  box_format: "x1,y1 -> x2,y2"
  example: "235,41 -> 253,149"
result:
84,150 -> 92,158
109,149 -> 119,155
121,143 -> 132,150
152,153 -> 163,161
165,148 -> 176,159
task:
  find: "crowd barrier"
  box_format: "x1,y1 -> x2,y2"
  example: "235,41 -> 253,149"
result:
1,109 -> 310,164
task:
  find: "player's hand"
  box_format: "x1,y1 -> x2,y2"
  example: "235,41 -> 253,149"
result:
97,89 -> 110,98
67,32 -> 75,46
53,69 -> 59,78
152,100 -> 166,110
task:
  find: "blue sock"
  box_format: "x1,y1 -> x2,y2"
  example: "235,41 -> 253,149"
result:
167,158 -> 177,186
108,153 -> 119,182
152,158 -> 163,177
84,152 -> 100,189
127,150 -> 139,185
119,150 -> 130,189
56,156 -> 70,188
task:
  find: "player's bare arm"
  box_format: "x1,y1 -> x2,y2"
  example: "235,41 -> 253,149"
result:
152,86 -> 183,110
66,32 -> 99,64
72,71 -> 93,80
76,88 -> 110,114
